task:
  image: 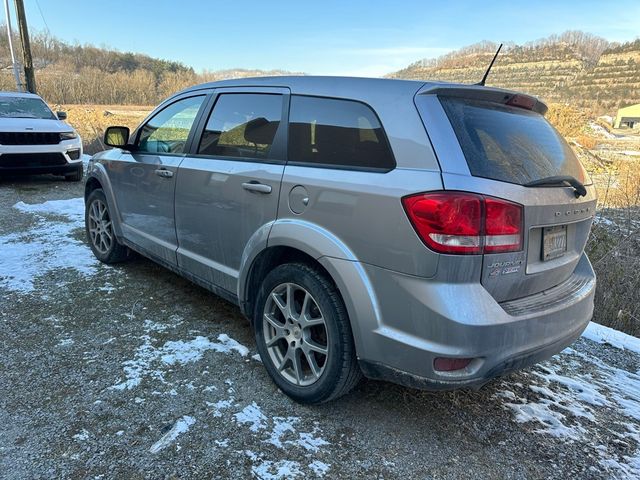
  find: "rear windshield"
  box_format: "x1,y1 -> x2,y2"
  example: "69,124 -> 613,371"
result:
0,96 -> 55,119
439,97 -> 586,185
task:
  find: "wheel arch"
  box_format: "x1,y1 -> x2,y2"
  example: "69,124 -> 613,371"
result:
84,166 -> 124,239
240,220 -> 381,358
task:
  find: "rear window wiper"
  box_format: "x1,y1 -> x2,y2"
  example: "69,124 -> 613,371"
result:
524,175 -> 587,198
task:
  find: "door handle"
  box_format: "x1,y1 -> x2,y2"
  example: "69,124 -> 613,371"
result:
154,168 -> 174,178
242,182 -> 272,194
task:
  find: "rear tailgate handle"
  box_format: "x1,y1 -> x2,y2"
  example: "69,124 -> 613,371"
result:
242,181 -> 272,194
154,168 -> 174,178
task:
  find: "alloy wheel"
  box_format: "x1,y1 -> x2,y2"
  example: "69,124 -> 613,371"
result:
262,282 -> 329,386
87,199 -> 113,255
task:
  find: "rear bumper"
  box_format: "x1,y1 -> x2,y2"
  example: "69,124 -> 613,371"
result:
324,253 -> 595,390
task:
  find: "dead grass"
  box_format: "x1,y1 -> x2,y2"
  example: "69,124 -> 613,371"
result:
57,104 -> 152,154
581,148 -> 640,337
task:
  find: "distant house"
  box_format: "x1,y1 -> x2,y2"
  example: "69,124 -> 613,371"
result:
614,104 -> 640,129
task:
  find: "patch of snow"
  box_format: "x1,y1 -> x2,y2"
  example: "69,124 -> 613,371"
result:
234,403 -> 268,432
207,398 -> 234,418
588,121 -> 617,139
502,398 -> 586,440
252,353 -> 262,363
593,216 -> 616,228
498,345 -> 640,477
98,283 -> 116,293
214,438 -> 229,447
57,338 -> 74,347
149,415 -> 195,453
115,430 -> 124,436
294,429 -> 330,453
160,334 -> 248,365
252,460 -> 303,480
265,417 -> 298,448
111,333 -> 249,390
143,320 -> 168,333
1,198 -> 99,291
73,429 -> 90,441
582,322 -> 640,355
235,407 -> 330,453
308,460 -> 330,477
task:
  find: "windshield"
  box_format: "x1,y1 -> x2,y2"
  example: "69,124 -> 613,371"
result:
0,96 -> 56,119
439,97 -> 588,186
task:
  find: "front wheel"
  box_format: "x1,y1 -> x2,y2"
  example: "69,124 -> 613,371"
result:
254,263 -> 361,404
85,189 -> 130,264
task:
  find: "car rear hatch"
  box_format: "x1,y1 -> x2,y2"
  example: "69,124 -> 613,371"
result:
415,85 -> 596,303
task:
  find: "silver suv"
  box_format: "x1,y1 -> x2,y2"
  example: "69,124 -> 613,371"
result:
84,77 -> 596,404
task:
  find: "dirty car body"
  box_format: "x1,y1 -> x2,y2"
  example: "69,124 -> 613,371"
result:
84,76 -> 596,402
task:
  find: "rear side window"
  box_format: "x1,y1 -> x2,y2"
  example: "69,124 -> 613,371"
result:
288,96 -> 395,170
440,97 -> 586,185
198,93 -> 282,159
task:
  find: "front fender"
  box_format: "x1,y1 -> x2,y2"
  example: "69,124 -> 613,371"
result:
85,155 -> 124,240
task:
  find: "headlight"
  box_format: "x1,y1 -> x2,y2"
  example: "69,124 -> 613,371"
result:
60,132 -> 78,141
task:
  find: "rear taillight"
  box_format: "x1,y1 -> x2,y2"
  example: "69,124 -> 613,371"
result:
402,192 -> 523,255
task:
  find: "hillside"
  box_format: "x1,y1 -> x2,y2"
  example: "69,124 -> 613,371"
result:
0,27 -> 299,104
389,32 -> 640,114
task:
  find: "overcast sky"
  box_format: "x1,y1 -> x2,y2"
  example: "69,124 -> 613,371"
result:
11,0 -> 640,76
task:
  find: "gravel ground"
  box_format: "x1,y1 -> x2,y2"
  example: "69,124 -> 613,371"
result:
1,174 -> 639,480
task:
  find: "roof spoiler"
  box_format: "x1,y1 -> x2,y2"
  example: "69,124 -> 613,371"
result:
416,84 -> 548,116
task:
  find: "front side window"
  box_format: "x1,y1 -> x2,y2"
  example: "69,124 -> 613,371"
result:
198,93 -> 283,159
288,96 -> 395,170
137,95 -> 204,154
0,96 -> 56,119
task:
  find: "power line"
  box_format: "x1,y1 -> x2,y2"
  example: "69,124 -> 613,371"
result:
33,0 -> 49,35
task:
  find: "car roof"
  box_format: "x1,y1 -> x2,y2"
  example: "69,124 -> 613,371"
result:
179,75 -> 434,100
175,76 -> 545,112
0,91 -> 43,99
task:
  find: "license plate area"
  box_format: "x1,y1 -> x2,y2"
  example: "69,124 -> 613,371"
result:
542,225 -> 567,261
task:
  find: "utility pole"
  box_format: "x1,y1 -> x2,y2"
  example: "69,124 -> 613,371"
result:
3,0 -> 22,91
13,0 -> 36,93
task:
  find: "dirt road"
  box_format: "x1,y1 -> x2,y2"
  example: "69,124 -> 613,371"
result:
1,174 -> 639,479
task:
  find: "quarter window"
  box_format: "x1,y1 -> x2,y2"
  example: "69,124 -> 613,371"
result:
198,94 -> 283,159
288,96 -> 395,170
137,96 -> 205,154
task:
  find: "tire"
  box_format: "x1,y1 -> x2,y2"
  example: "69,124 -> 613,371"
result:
85,189 -> 130,264
254,263 -> 362,404
64,165 -> 83,182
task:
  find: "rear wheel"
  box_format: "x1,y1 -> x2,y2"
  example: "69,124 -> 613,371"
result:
254,263 -> 361,404
85,189 -> 130,263
64,165 -> 83,182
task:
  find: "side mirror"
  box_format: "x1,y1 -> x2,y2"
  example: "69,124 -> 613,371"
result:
104,126 -> 130,148
56,111 -> 67,120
